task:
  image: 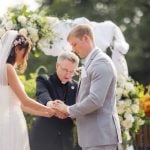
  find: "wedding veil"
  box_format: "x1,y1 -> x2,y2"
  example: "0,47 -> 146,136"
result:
0,30 -> 18,114
0,30 -> 18,86
0,30 -> 25,149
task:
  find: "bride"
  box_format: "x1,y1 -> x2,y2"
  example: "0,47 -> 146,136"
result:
0,30 -> 55,150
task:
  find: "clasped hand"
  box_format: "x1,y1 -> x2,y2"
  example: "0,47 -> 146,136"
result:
47,100 -> 69,119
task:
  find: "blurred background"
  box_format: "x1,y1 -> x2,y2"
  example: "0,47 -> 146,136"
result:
0,0 -> 149,85
33,0 -> 150,85
27,0 -> 150,85
0,1 -> 149,149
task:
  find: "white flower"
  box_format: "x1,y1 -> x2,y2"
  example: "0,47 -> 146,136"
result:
131,104 -> 139,114
116,87 -> 123,100
5,20 -> 14,30
124,130 -> 131,141
137,118 -> 145,125
30,14 -> 40,22
17,15 -> 27,25
0,28 -> 6,38
124,99 -> 132,106
125,107 -> 132,113
121,119 -> 133,129
38,38 -> 50,54
46,17 -> 59,25
124,82 -> 136,93
117,101 -> 126,114
19,28 -> 28,37
27,27 -> 39,43
134,98 -> 140,105
122,89 -> 129,97
124,113 -> 134,122
119,116 -> 123,122
117,74 -> 126,88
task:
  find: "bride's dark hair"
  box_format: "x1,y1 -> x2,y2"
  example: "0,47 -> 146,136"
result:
7,34 -> 31,73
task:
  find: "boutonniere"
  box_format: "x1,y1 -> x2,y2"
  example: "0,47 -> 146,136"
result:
76,66 -> 87,79
75,66 -> 82,76
80,66 -> 87,78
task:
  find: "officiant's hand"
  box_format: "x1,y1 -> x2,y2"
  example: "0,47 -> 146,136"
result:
52,100 -> 69,119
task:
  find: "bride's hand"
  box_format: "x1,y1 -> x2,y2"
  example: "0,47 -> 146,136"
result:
43,107 -> 56,118
48,107 -> 56,117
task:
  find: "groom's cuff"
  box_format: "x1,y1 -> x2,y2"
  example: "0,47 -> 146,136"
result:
67,106 -> 70,115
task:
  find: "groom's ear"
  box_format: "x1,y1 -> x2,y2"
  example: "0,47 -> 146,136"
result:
82,34 -> 89,42
56,63 -> 59,70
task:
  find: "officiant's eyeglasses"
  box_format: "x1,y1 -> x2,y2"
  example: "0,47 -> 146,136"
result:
59,65 -> 75,76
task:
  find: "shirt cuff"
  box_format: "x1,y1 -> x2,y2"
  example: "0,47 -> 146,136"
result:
67,106 -> 70,116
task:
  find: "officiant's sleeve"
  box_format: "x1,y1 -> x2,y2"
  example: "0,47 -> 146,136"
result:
36,74 -> 52,105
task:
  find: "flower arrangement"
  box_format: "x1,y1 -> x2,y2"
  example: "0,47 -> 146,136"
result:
140,89 -> 150,117
0,5 -> 56,57
116,75 -> 145,149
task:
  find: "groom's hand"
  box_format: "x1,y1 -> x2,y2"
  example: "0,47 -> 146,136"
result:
52,100 -> 69,119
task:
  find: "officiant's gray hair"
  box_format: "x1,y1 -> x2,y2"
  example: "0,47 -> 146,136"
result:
57,52 -> 79,66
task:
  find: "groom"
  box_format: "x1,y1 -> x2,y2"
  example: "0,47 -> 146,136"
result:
54,24 -> 122,150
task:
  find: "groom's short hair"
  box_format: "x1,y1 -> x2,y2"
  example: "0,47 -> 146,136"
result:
67,24 -> 94,41
57,52 -> 79,66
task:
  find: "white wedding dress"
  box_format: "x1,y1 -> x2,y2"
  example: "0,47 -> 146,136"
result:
0,86 -> 30,150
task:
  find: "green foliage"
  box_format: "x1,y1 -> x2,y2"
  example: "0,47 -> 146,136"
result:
26,52 -> 57,78
19,73 -> 37,129
19,73 -> 36,98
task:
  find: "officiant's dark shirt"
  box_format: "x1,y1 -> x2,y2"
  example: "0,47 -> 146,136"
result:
30,73 -> 77,150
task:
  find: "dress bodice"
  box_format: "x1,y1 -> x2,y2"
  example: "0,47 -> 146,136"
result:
7,86 -> 21,106
0,85 -> 22,116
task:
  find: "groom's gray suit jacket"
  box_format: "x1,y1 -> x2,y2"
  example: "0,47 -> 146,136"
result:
69,49 -> 122,148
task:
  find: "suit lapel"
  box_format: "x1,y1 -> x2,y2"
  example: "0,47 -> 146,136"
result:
76,49 -> 100,100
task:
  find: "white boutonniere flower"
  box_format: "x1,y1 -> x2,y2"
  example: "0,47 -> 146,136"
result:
81,66 -> 87,78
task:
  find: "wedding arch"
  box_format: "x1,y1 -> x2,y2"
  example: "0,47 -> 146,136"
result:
43,17 -> 129,79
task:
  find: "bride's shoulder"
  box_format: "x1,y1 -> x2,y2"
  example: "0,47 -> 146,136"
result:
6,63 -> 13,68
6,64 -> 17,76
6,63 -> 15,70
6,64 -> 23,88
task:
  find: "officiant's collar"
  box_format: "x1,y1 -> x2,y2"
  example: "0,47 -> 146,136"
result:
83,47 -> 98,66
53,72 -> 68,85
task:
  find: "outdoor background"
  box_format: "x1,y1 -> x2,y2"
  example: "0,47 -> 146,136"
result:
0,0 -> 149,149
26,0 -> 150,85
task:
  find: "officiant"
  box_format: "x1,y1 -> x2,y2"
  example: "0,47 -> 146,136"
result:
30,52 -> 79,150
